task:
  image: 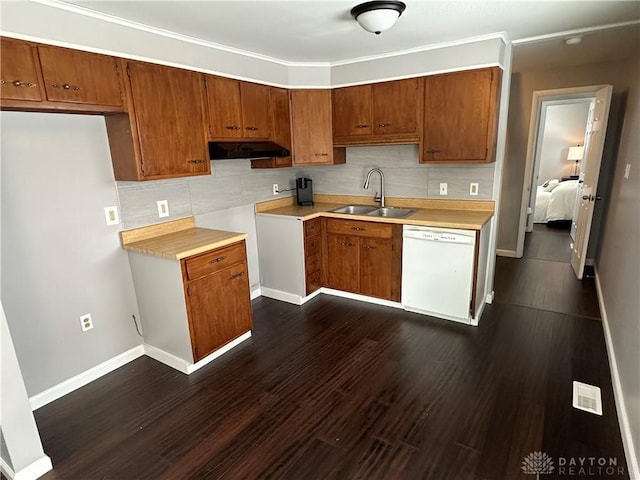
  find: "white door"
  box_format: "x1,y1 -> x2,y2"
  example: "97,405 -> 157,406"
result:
571,85 -> 613,279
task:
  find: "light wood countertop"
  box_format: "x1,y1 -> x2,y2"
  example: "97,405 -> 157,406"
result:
256,195 -> 494,230
121,217 -> 247,260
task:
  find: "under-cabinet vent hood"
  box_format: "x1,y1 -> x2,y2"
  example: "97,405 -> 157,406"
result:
209,141 -> 290,160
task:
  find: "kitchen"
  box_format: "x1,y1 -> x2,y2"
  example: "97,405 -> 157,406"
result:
1,2 -> 638,479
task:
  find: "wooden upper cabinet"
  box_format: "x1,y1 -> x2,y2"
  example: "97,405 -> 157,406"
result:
38,46 -> 123,107
251,87 -> 293,169
290,89 -> 345,166
332,85 -> 372,137
206,76 -> 271,139
0,38 -> 43,102
107,61 -> 209,180
332,78 -> 422,145
422,67 -> 501,163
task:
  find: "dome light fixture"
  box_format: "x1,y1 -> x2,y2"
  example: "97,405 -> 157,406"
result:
351,1 -> 406,35
565,35 -> 583,46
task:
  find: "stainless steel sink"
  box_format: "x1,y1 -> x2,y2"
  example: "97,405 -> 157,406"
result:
366,207 -> 415,219
330,205 -> 415,219
330,205 -> 379,215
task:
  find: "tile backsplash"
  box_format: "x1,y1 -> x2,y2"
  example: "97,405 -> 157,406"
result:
116,145 -> 495,228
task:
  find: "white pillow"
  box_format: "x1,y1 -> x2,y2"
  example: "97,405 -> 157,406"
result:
543,179 -> 560,192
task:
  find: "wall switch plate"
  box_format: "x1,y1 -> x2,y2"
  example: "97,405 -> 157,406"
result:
104,206 -> 119,226
157,200 -> 169,218
80,313 -> 93,332
273,184 -> 279,195
470,183 -> 479,196
624,163 -> 631,179
439,183 -> 448,195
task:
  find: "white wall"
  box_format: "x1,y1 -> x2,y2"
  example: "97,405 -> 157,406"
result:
536,102 -> 590,184
1,112 -> 141,397
596,55 -> 640,478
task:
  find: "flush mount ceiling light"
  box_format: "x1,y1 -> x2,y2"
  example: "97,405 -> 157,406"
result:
565,35 -> 584,46
351,1 -> 406,35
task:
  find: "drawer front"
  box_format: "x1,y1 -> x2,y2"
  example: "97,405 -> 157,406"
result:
306,270 -> 322,295
304,234 -> 322,257
184,241 -> 246,281
304,217 -> 322,237
326,218 -> 393,239
305,253 -> 322,275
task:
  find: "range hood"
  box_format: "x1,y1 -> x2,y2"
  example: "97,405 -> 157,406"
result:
209,141 -> 290,160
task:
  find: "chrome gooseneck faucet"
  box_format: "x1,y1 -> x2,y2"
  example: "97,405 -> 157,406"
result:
363,168 -> 385,207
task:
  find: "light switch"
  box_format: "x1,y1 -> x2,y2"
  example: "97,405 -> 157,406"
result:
624,163 -> 631,179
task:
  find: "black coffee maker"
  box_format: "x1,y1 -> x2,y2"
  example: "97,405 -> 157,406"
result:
296,177 -> 313,206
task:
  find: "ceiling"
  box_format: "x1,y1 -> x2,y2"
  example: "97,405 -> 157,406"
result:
57,1 -> 640,69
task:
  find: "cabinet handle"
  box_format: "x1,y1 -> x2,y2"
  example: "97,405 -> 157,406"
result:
340,242 -> 354,247
52,83 -> 80,91
310,242 -> 317,247
229,271 -> 245,280
351,226 -> 365,231
210,256 -> 226,264
225,125 -> 241,130
314,153 -> 329,156
2,79 -> 37,88
426,149 -> 440,154
362,244 -> 377,249
245,126 -> 258,131
355,124 -> 369,128
377,123 -> 390,127
187,159 -> 205,164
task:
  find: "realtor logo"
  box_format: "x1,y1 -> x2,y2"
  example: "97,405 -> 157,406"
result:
522,451 -> 555,479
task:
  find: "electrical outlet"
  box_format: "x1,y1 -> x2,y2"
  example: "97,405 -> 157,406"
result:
273,184 -> 279,195
157,200 -> 169,218
80,313 -> 93,332
439,183 -> 448,195
104,206 -> 119,226
470,183 -> 479,196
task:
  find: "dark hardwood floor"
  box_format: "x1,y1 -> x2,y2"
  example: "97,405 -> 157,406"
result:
33,239 -> 628,479
524,222 -> 572,263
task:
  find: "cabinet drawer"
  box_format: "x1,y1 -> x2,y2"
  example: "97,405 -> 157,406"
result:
184,241 -> 246,281
326,218 -> 393,239
305,253 -> 322,275
304,217 -> 322,237
304,234 -> 322,257
306,270 -> 322,295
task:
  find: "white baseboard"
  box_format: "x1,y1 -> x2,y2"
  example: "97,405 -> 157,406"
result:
594,269 -> 639,480
320,288 -> 403,309
486,290 -> 495,304
260,287 -> 304,305
29,345 -> 145,411
496,248 -> 518,257
1,455 -> 52,480
144,331 -> 252,375
250,286 -> 262,300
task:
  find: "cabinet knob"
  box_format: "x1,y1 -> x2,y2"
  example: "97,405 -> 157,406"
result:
52,83 -> 80,91
210,256 -> 226,264
351,226 -> 365,231
355,124 -> 369,129
245,126 -> 258,131
377,123 -> 390,128
187,159 -> 205,164
362,244 -> 377,249
340,242 -> 354,247
426,149 -> 440,154
225,125 -> 241,130
3,79 -> 37,88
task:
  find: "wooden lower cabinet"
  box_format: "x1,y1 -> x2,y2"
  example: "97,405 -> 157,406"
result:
303,217 -> 324,295
326,219 -> 402,301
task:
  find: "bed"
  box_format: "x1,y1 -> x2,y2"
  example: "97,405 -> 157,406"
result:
533,179 -> 580,223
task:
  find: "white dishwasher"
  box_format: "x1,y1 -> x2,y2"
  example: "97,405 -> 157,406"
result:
401,225 -> 476,324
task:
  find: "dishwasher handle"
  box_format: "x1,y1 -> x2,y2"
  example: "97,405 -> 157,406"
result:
403,229 -> 475,245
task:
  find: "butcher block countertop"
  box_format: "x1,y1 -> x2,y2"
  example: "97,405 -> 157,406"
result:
256,195 -> 495,230
120,217 -> 246,260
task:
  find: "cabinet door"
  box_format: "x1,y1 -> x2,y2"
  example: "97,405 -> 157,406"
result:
359,237 -> 394,300
291,90 -> 344,165
38,46 -> 123,106
127,62 -> 209,178
0,38 -> 43,101
332,85 -> 372,137
187,261 -> 252,362
373,78 -> 420,135
241,82 -> 272,139
326,234 -> 359,293
422,68 -> 499,163
206,76 -> 243,138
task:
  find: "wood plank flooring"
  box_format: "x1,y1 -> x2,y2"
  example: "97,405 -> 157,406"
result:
32,245 -> 628,479
524,223 -> 573,263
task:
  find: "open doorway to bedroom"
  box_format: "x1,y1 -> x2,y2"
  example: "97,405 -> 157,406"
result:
524,97 -> 593,263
